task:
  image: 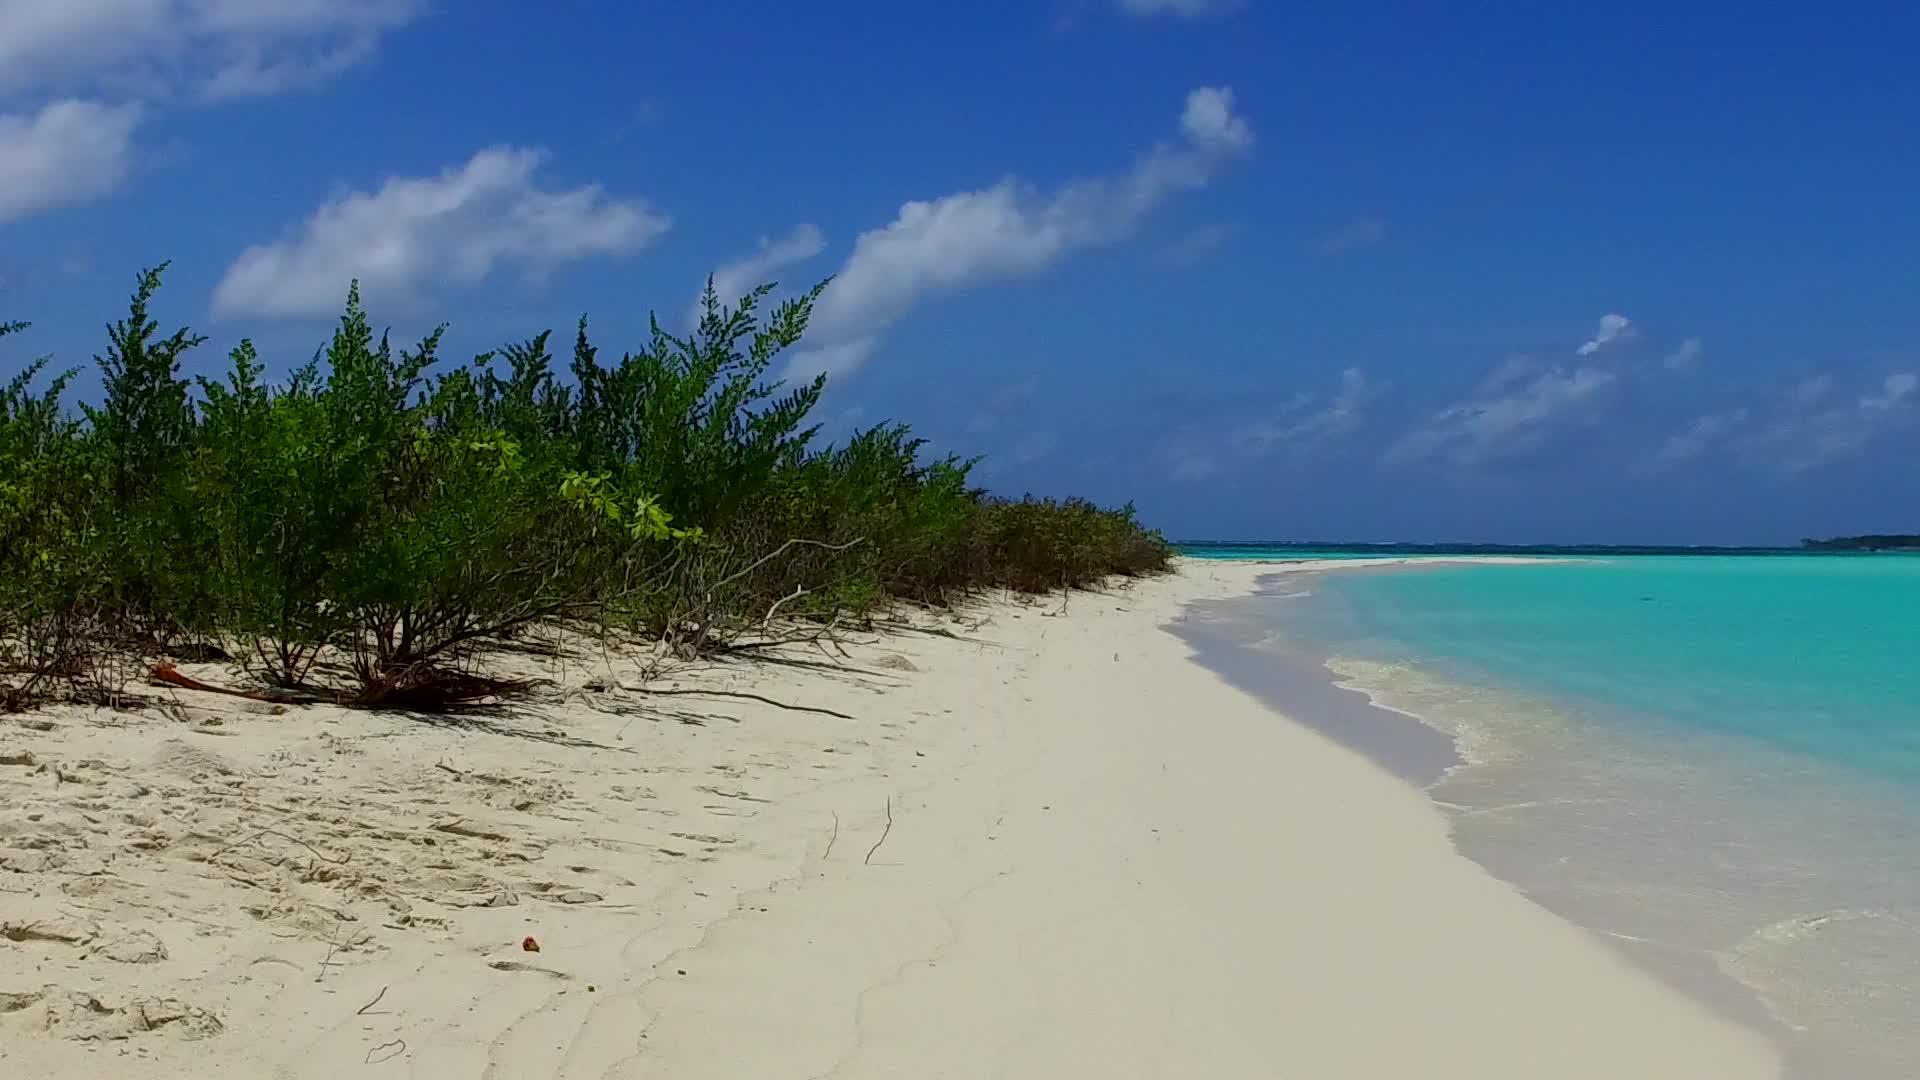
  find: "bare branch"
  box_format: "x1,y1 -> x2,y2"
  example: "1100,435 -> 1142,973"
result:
864,796 -> 893,866
626,685 -> 854,721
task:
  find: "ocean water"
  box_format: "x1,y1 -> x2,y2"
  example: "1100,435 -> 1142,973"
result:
1180,545 -> 1410,561
1200,555 -> 1920,1078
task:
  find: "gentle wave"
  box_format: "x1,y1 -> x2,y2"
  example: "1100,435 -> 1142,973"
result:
1324,651 -> 1920,1077
1217,560 -> 1920,1079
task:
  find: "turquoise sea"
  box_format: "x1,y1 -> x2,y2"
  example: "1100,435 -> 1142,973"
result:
1182,551 -> 1920,1078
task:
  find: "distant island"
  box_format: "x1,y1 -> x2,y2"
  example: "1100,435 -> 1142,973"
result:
1801,535 -> 1920,552
1180,539 -> 1920,556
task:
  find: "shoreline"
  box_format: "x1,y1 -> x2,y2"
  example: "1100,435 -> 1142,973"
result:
0,560 -> 1777,1077
1179,558 -> 1810,1071
1203,555 -> 1920,1079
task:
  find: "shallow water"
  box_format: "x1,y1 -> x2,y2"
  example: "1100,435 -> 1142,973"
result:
1184,556 -> 1920,1079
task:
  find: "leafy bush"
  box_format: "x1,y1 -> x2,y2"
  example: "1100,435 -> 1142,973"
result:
0,323 -> 99,705
0,267 -> 1171,709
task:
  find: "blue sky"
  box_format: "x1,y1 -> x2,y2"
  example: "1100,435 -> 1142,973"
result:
3,2 -> 1919,545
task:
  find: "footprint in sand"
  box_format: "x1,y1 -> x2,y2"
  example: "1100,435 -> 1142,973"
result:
91,928 -> 168,964
41,990 -> 224,1041
524,882 -> 604,905
0,910 -> 101,947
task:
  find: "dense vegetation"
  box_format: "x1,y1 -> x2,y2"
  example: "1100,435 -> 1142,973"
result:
1801,535 -> 1920,552
0,266 -> 1169,709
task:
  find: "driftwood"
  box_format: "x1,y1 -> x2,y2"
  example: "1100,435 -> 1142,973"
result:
625,685 -> 855,721
149,663 -> 325,705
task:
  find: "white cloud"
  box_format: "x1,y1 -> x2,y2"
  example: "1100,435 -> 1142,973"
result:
787,339 -> 877,382
0,0 -> 424,102
0,2 -> 425,226
787,86 -> 1252,381
197,32 -> 377,101
1179,86 -> 1253,151
1117,0 -> 1244,15
1386,365 -> 1616,466
212,146 -> 669,318
1663,336 -> 1703,371
1322,218 -> 1386,254
1860,372 -> 1917,412
1235,368 -> 1385,455
1476,354 -> 1537,395
1743,371 -> 1920,473
1644,408 -> 1748,470
691,223 -> 827,325
0,100 -> 140,224
1575,313 -> 1633,357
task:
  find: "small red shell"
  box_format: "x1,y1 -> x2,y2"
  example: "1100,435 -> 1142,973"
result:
521,936 -> 540,953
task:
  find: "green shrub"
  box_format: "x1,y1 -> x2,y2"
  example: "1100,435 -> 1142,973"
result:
0,324 -> 102,705
0,266 -> 1171,709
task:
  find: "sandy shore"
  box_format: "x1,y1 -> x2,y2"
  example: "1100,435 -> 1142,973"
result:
0,560 -> 1777,1078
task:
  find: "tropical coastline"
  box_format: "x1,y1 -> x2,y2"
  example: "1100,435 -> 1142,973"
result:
0,559 -> 1779,1078
5,4 -> 1917,1077
1186,551 -> 1920,1079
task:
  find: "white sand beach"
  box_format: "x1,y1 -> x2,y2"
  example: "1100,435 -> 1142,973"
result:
0,560 -> 1778,1078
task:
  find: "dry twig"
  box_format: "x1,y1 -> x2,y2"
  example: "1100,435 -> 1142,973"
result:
864,796 -> 893,866
759,585 -> 811,630
210,827 -> 348,867
628,686 -> 855,720
316,923 -> 346,983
